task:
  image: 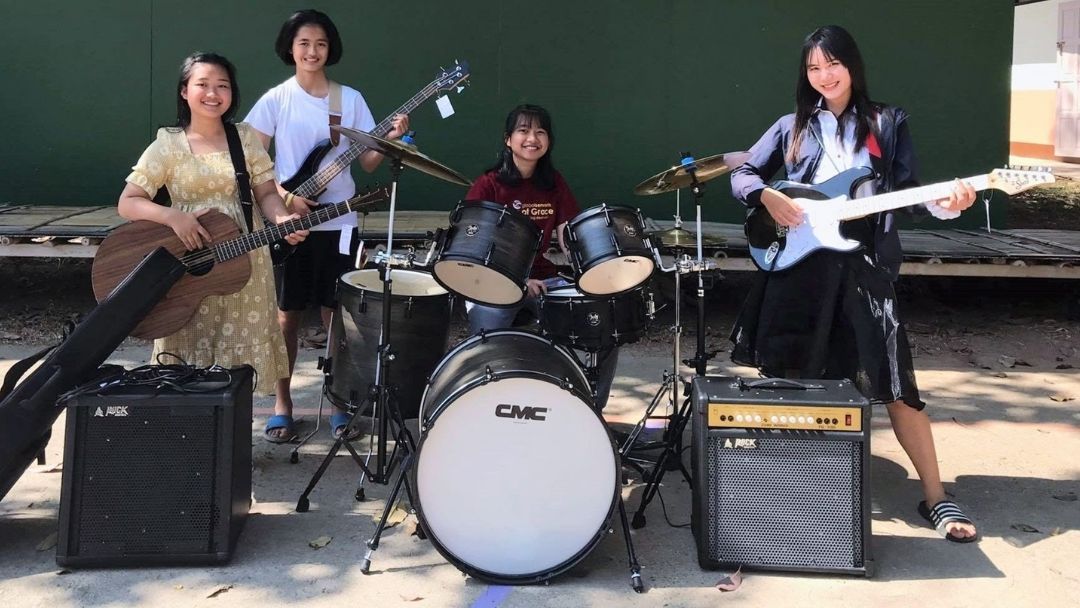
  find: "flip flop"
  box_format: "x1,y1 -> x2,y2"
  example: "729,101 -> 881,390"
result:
330,411 -> 363,442
918,500 -> 980,543
264,414 -> 297,444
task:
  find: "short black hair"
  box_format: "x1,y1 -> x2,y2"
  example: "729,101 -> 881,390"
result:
274,9 -> 343,66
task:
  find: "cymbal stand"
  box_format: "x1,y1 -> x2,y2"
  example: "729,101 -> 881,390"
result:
621,153 -> 717,528
294,158 -> 420,516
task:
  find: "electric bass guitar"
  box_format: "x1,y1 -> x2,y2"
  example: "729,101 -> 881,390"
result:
744,166 -> 1056,272
92,187 -> 390,339
271,60 -> 470,264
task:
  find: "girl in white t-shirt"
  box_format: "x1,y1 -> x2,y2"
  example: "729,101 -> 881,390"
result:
245,9 -> 409,443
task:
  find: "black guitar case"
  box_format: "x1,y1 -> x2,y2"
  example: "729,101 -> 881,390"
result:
0,247 -> 185,503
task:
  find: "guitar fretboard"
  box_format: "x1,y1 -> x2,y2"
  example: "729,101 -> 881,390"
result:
206,192 -> 382,263
836,174 -> 990,221
294,82 -> 442,199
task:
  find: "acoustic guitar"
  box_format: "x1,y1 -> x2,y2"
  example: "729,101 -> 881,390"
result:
92,187 -> 389,339
744,166 -> 1056,272
271,60 -> 470,264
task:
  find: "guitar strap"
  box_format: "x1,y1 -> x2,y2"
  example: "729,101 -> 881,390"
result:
329,80 -> 343,146
223,122 -> 254,233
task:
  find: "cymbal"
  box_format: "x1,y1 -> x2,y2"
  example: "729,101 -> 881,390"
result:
633,152 -> 751,196
649,227 -> 725,248
331,126 -> 472,187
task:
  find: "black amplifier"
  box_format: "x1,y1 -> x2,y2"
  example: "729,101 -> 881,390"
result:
691,376 -> 872,576
56,366 -> 253,567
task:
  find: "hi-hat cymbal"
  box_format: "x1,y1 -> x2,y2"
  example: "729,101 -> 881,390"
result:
634,152 -> 751,196
649,227 -> 725,248
331,126 -> 472,187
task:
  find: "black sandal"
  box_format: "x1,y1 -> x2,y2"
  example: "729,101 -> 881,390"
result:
918,500 -> 980,543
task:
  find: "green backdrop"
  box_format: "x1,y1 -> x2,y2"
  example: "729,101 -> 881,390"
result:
0,0 -> 1014,226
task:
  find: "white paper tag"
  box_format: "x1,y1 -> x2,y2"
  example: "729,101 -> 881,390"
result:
338,227 -> 352,255
436,95 -> 455,119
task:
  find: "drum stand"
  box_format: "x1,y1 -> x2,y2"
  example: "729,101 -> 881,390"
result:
621,154 -> 718,529
293,159 -> 420,518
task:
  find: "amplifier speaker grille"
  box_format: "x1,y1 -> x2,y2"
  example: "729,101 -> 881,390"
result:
703,436 -> 863,569
56,366 -> 252,567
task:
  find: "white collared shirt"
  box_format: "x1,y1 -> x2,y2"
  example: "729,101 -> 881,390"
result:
810,107 -> 872,186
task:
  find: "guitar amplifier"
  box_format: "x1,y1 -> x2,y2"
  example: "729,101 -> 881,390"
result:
691,376 -> 872,576
56,366 -> 253,567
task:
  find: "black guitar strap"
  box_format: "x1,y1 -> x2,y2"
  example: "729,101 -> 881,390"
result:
224,122 -> 254,233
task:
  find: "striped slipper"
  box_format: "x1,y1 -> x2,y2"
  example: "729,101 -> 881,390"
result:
918,500 -> 979,543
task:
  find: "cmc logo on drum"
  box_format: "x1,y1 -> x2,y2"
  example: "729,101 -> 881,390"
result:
494,403 -> 548,421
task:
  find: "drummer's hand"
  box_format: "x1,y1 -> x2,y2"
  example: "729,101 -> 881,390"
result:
760,187 -> 803,228
386,114 -> 410,140
526,278 -> 547,298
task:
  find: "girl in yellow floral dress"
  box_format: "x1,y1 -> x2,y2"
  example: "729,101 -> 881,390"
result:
117,52 -> 308,403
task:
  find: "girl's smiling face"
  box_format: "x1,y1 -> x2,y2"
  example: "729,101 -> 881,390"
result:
806,46 -> 852,112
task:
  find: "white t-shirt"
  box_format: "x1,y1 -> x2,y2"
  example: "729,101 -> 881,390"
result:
244,77 -> 377,231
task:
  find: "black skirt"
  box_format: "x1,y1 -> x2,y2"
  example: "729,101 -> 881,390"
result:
730,250 -> 924,409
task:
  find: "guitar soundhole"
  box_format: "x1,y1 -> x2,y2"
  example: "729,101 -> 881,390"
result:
187,258 -> 215,277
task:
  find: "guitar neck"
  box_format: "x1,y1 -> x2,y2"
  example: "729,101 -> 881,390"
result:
294,82 -> 442,199
835,174 -> 990,221
208,195 -> 375,263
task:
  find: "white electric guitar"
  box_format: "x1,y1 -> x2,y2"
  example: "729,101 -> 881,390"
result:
744,166 -> 1057,272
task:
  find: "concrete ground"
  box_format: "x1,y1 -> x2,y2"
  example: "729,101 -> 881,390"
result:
1,331 -> 1078,608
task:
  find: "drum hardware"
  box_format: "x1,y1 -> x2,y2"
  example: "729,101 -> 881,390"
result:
621,151 -> 744,528
291,129 -> 467,525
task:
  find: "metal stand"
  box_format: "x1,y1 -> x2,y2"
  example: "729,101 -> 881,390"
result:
622,153 -> 718,529
292,159 -> 419,513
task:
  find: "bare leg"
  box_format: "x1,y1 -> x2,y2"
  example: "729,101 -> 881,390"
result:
886,400 -> 977,539
270,309 -> 303,440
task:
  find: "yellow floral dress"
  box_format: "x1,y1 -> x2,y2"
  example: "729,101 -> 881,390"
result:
125,122 -> 290,393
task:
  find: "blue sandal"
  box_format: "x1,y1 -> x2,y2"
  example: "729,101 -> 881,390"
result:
918,500 -> 980,543
330,412 -> 363,442
263,414 -> 297,444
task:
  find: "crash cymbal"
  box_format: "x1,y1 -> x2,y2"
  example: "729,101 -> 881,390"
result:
331,126 -> 472,187
649,227 -> 725,248
633,151 -> 751,196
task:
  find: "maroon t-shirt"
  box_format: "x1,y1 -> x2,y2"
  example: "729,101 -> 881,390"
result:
465,170 -> 580,279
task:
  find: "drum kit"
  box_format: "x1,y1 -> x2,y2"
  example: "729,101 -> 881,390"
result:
289,125 -> 746,592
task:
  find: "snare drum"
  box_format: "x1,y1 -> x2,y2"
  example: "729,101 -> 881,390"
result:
432,200 -> 542,307
538,285 -> 648,352
415,330 -> 618,583
326,269 -> 451,419
565,204 -> 655,296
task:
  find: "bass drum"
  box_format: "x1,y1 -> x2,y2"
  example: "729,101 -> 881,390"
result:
326,269 -> 451,419
415,330 -> 618,583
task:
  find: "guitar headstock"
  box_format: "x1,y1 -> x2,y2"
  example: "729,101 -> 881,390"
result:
988,166 -> 1056,195
348,185 -> 392,211
434,60 -> 470,94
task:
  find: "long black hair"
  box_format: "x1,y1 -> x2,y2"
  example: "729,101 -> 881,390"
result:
172,52 -> 240,129
275,9 -> 343,66
788,25 -> 879,163
487,104 -> 557,190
